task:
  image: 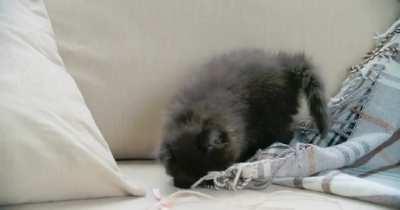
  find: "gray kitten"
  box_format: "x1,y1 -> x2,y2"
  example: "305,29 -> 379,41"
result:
159,49 -> 328,188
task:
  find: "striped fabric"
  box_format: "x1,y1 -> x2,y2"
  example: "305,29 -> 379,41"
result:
192,19 -> 400,208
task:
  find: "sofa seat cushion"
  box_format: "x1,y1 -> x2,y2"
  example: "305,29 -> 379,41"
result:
5,161 -> 395,210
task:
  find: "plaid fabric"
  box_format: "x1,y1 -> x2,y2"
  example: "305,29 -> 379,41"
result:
192,19 -> 400,208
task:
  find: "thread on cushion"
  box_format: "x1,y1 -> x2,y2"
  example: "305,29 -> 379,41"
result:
191,143 -> 305,190
148,188 -> 215,210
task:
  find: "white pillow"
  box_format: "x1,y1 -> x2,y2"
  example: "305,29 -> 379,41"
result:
0,0 -> 144,205
44,0 -> 400,159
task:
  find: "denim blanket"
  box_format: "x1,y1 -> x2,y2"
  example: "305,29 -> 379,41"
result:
192,19 -> 400,208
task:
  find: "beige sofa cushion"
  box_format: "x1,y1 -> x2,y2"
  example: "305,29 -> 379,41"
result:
45,0 -> 400,158
0,0 -> 143,205
5,161 -> 395,210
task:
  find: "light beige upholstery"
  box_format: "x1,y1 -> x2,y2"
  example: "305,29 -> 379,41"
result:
0,0 -> 143,205
45,0 -> 400,159
5,161 -> 396,210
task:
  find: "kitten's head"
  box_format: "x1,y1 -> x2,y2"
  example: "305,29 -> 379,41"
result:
159,101 -> 245,188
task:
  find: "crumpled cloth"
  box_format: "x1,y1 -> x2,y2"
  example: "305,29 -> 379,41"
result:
192,18 -> 400,208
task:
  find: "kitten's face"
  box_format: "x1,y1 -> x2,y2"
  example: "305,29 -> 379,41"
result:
159,112 -> 239,188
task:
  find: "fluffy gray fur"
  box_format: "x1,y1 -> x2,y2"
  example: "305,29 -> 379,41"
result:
159,49 -> 328,188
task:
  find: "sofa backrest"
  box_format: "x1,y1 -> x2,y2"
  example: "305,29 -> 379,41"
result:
45,0 -> 400,159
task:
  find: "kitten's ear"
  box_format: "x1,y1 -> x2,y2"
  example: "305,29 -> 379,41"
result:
207,130 -> 228,150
